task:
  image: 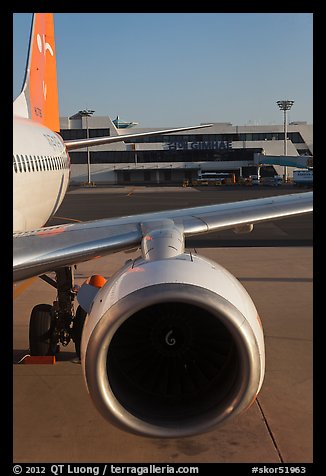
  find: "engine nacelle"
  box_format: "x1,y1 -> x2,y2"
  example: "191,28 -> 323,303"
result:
80,252 -> 264,438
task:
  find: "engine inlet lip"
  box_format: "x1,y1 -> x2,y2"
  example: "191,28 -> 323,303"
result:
85,283 -> 261,438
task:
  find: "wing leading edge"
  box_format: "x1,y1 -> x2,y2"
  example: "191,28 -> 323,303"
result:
13,191 -> 313,282
64,123 -> 213,151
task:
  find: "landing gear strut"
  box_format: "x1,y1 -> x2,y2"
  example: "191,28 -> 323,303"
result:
29,266 -> 82,357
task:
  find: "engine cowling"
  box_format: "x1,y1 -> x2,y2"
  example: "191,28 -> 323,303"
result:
80,252 -> 264,438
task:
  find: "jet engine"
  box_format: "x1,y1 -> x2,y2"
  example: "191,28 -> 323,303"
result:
79,225 -> 264,438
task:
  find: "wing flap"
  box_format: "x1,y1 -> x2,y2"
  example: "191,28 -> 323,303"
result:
13,192 -> 312,281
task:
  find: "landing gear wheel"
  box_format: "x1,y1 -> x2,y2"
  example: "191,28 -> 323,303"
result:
72,305 -> 87,360
29,304 -> 57,356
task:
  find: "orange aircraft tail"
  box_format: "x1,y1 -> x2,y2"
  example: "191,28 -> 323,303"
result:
13,13 -> 60,132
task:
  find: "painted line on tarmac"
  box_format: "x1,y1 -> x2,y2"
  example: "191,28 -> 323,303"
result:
53,216 -> 82,223
13,277 -> 37,300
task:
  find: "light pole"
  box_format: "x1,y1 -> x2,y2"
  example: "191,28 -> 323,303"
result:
276,100 -> 294,183
78,109 -> 95,185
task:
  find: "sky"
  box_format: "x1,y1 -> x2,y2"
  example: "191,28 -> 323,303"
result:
13,13 -> 313,128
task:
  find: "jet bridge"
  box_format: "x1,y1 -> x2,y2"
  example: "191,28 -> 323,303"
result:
254,153 -> 313,169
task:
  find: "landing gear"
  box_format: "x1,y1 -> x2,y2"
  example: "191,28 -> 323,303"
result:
72,305 -> 87,360
29,266 -> 82,358
29,304 -> 57,355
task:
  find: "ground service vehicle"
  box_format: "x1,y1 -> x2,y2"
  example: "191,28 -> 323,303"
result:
191,172 -> 235,186
293,169 -> 313,187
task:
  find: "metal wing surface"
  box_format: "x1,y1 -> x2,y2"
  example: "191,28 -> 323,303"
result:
13,192 -> 313,282
64,124 -> 213,151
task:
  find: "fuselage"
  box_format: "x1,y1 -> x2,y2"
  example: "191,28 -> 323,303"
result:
13,116 -> 70,233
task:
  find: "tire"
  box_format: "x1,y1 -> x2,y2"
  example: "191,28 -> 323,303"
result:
72,305 -> 87,359
29,304 -> 57,356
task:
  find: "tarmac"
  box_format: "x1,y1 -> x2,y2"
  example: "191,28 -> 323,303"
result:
13,186 -> 313,464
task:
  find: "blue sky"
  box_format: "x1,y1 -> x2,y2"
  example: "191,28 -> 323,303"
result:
13,13 -> 313,127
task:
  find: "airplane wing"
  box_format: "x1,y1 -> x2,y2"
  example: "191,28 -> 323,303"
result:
13,191 -> 312,282
64,123 -> 213,151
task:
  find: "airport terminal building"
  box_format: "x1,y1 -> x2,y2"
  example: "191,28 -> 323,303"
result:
60,115 -> 313,185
